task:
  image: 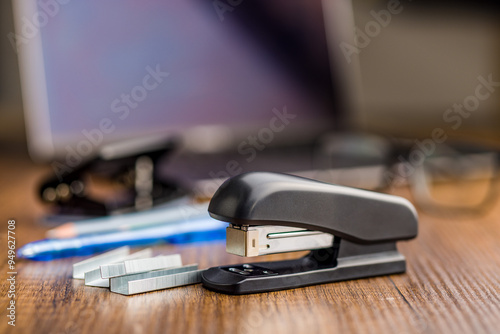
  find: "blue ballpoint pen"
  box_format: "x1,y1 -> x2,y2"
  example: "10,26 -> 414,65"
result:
17,217 -> 227,261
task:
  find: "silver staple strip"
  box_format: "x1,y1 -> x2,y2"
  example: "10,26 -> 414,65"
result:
100,254 -> 183,278
110,264 -> 199,295
226,225 -> 334,257
73,246 -> 130,279
113,268 -> 204,295
84,248 -> 153,287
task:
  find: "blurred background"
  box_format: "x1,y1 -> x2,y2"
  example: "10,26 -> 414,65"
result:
1,0 -> 499,155
0,0 -> 24,151
1,0 -> 500,217
349,0 -> 500,141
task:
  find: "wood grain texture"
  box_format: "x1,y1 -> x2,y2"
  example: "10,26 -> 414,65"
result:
1,156 -> 499,334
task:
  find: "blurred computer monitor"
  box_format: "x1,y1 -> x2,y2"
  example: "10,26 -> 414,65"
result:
14,0 -> 339,162
324,0 -> 500,147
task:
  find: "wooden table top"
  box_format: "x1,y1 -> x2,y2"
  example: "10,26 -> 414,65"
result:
1,156 -> 499,334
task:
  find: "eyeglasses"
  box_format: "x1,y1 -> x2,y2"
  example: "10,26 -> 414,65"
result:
401,145 -> 499,218
312,135 -> 500,218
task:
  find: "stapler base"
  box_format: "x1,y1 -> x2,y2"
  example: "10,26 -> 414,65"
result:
202,247 -> 406,295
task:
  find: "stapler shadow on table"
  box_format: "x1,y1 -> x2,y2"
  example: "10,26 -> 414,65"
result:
201,172 -> 418,294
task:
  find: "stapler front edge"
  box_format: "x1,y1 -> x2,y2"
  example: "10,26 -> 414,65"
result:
201,172 -> 418,294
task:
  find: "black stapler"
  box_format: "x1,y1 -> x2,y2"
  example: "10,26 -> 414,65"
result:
201,172 -> 418,294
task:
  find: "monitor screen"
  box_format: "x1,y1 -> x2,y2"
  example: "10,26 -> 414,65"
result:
15,0 -> 337,161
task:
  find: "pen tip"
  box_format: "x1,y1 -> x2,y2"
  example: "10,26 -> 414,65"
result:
17,246 -> 33,259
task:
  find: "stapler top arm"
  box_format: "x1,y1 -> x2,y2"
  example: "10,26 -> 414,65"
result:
208,172 -> 418,244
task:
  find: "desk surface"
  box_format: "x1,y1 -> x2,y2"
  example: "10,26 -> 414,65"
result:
1,156 -> 499,334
